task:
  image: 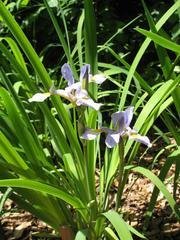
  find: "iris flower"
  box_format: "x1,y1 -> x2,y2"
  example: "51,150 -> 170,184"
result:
29,63 -> 106,111
81,106 -> 152,148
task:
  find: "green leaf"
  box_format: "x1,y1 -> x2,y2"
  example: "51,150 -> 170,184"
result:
0,37 -> 28,73
77,10 -> 84,67
0,179 -> 85,212
43,0 -> 77,78
118,0 -> 180,110
136,28 -> 180,53
16,0 -> 29,9
75,230 -> 87,240
0,187 -> 12,214
127,224 -> 147,239
84,0 -> 98,74
0,131 -> 30,171
103,211 -> 133,240
47,0 -> 58,8
104,227 -> 119,240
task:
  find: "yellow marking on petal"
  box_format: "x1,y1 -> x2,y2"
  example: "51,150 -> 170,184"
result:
129,132 -> 139,138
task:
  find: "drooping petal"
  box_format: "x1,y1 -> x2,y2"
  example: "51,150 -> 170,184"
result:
128,132 -> 152,147
81,128 -> 100,140
54,89 -> 70,100
80,64 -> 90,83
105,132 -> 120,148
28,92 -> 51,102
90,74 -> 106,84
76,97 -> 102,111
124,106 -> 134,128
61,63 -> 74,86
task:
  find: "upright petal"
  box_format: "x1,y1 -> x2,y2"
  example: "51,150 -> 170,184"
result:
124,106 -> 134,128
74,85 -> 87,96
61,63 -> 74,86
111,111 -> 126,132
66,82 -> 81,93
105,132 -> 121,148
28,92 -> 51,102
80,64 -> 90,83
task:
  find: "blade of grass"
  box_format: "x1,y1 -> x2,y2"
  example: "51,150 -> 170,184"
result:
84,0 -> 98,74
103,211 -> 133,240
0,2 -> 83,163
0,37 -> 28,73
136,28 -> 180,53
0,179 -> 86,218
77,10 -> 85,68
141,0 -> 180,116
118,0 -> 180,110
43,0 -> 77,78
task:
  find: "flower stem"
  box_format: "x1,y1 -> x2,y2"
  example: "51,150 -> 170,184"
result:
115,138 -> 125,211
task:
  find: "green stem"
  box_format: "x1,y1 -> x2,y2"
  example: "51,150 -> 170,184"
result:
73,107 -> 77,134
115,138 -> 125,211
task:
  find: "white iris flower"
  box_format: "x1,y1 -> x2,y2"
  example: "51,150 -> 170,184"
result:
29,63 -> 106,111
81,106 -> 152,148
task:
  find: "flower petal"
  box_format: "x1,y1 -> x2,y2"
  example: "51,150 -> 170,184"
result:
129,132 -> 152,147
111,111 -> 126,132
65,82 -> 81,94
54,89 -> 70,99
76,98 -> 102,110
76,88 -> 88,98
28,92 -> 51,102
111,106 -> 134,131
61,63 -> 74,86
81,128 -> 100,140
105,132 -> 120,148
124,106 -> 134,128
90,74 -> 106,84
80,64 -> 90,83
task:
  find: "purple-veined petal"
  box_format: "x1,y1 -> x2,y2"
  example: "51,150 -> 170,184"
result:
65,82 -> 81,93
111,106 -> 134,131
76,88 -> 88,98
129,132 -> 152,147
76,97 -> 102,110
124,106 -> 134,128
105,132 -> 120,148
111,111 -> 126,132
28,92 -> 51,102
90,74 -> 106,84
80,64 -> 90,83
61,63 -> 74,86
81,128 -> 100,140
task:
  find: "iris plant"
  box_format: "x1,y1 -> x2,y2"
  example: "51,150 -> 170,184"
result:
29,63 -> 106,110
81,106 -> 152,148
